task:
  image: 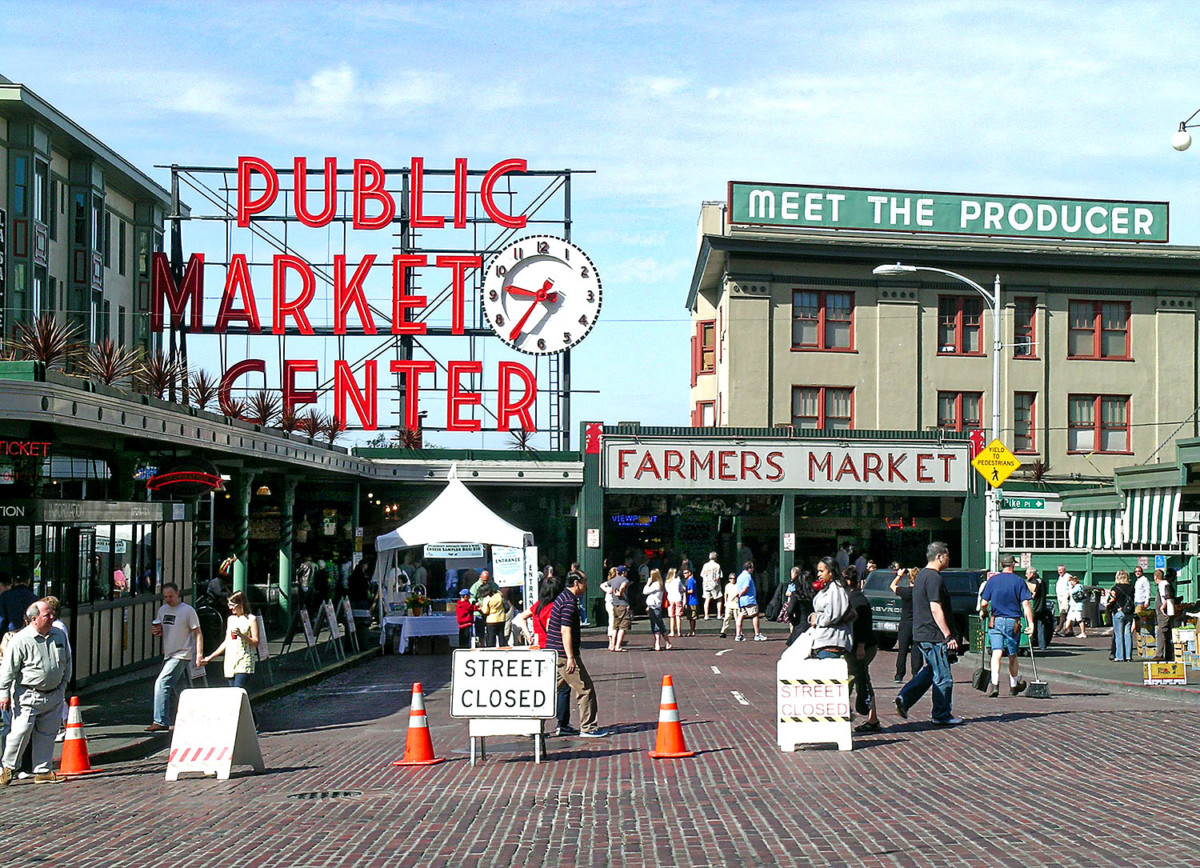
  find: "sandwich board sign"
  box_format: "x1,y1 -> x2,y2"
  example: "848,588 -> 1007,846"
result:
166,687 -> 263,781
450,648 -> 557,765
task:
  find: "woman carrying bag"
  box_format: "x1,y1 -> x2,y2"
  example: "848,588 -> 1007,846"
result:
804,557 -> 854,659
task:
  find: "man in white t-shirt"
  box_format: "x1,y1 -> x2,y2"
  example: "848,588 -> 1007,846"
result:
1053,565 -> 1071,634
701,552 -> 723,620
145,583 -> 203,733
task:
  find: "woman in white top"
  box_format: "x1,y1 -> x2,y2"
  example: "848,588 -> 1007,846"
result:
664,568 -> 684,638
644,569 -> 670,651
200,591 -> 259,689
599,567 -> 618,644
806,557 -> 853,657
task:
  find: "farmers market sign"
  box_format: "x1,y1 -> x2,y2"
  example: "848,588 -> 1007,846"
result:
728,182 -> 1169,242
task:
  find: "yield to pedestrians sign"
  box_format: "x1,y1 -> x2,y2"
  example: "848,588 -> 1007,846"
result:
971,439 -> 1021,488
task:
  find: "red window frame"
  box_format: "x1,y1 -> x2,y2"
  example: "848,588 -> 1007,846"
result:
791,386 -> 854,430
698,320 -> 715,374
791,290 -> 855,351
1068,394 -> 1131,454
1013,296 -> 1037,359
937,391 -> 983,433
692,400 -> 716,428
1068,300 -> 1130,360
1013,391 -> 1036,452
937,296 -> 984,356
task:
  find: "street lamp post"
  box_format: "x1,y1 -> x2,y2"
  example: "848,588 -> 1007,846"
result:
874,262 -> 1003,573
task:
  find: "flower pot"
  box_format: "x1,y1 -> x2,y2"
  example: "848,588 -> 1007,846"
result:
409,606 -> 423,617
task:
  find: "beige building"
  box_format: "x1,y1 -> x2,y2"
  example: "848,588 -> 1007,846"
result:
1,74 -> 173,353
687,194 -> 1200,483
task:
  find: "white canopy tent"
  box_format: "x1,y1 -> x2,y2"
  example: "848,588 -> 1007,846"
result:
373,465 -> 534,606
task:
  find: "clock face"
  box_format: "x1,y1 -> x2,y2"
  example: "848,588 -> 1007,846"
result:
481,235 -> 602,355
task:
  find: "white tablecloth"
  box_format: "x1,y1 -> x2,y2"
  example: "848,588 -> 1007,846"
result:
380,614 -> 459,653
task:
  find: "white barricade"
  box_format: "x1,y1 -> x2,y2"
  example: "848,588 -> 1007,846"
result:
777,646 -> 852,752
450,647 -> 557,765
166,687 -> 264,781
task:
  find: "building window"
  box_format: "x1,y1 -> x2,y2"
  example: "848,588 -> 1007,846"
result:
13,156 -> 28,216
1068,394 -> 1130,453
118,220 -> 127,276
118,305 -> 126,345
1013,296 -> 1036,358
937,296 -> 983,355
693,401 -> 715,427
74,191 -> 87,246
1003,518 -> 1070,550
103,210 -> 112,268
792,386 -> 853,430
49,179 -> 59,241
695,319 -> 715,375
1013,391 -> 1036,452
937,391 -> 982,433
792,290 -> 854,350
1068,300 -> 1130,359
33,160 -> 48,224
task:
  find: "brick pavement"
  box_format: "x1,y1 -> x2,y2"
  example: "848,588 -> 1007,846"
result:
4,622 -> 1200,867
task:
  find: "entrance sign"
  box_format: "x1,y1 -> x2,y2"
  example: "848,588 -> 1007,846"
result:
492,545 -> 524,588
729,181 -> 1169,243
425,542 -> 486,560
972,439 -> 1021,488
450,649 -> 557,718
605,437 -> 970,492
165,688 -> 264,780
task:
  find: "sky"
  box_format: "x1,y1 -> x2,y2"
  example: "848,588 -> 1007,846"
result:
4,0 -> 1200,449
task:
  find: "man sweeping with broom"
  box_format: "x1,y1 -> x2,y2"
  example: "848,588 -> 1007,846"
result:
979,555 -> 1036,698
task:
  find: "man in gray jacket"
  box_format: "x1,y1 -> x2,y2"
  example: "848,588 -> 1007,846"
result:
0,600 -> 72,785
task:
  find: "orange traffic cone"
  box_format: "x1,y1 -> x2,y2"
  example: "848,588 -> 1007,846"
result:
648,675 -> 695,759
391,683 -> 446,766
58,696 -> 102,776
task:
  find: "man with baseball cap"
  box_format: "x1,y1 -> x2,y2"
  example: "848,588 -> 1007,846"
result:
979,554 -> 1034,697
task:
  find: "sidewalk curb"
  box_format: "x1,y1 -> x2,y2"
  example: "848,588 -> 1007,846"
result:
85,646 -> 382,766
1035,663 -> 1200,700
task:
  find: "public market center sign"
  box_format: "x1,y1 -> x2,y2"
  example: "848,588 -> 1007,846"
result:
729,182 -> 1169,243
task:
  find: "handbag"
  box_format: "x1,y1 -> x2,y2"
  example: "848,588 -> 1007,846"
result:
790,627 -> 817,659
971,634 -> 990,691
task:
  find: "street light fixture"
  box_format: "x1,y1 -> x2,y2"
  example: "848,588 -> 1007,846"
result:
873,262 -> 1004,573
1172,108 -> 1200,151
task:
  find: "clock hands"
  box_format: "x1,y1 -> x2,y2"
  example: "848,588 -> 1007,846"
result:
508,279 -> 558,341
504,285 -> 539,299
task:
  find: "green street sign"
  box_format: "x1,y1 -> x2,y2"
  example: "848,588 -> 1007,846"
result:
1001,497 -> 1045,510
728,182 -> 1169,243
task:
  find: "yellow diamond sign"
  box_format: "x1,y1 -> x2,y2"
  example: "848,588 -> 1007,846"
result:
971,439 -> 1021,488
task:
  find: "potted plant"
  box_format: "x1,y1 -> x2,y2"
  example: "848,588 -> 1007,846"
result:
405,591 -> 429,617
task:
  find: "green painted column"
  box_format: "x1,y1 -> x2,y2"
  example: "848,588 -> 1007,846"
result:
232,470 -> 257,594
576,421 -> 604,624
278,476 -> 298,622
778,494 -> 795,590
961,483 -> 987,569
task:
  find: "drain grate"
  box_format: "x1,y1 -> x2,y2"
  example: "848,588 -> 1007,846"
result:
287,790 -> 363,801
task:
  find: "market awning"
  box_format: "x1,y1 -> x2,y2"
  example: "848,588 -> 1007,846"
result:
1068,509 -> 1124,550
1122,487 -> 1180,546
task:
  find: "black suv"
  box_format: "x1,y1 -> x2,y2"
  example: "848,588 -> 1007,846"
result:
862,568 -> 983,650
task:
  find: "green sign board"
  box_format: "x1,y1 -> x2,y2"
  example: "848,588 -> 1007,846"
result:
1001,497 -> 1045,510
728,182 -> 1169,243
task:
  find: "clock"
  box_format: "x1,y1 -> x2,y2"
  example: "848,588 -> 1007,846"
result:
481,235 -> 602,355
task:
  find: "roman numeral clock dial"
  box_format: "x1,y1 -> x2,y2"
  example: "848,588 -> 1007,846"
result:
481,236 -> 602,355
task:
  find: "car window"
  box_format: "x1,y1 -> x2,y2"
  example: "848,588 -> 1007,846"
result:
863,570 -> 897,592
941,572 -> 985,594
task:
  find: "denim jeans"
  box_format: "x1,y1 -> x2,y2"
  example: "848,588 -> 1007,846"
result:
1112,610 -> 1133,661
898,642 -> 955,722
153,656 -> 192,726
227,673 -> 252,690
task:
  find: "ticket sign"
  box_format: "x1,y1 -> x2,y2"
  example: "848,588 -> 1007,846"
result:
450,649 -> 557,719
1143,662 -> 1188,685
166,688 -> 263,781
972,439 -> 1021,488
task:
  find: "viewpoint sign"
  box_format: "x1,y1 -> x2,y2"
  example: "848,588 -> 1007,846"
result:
729,182 -> 1169,243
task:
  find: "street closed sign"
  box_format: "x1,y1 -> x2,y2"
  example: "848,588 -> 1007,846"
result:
450,649 -> 557,719
971,439 -> 1021,488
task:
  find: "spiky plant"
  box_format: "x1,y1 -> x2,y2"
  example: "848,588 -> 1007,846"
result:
138,350 -> 181,399
246,390 -> 281,427
279,410 -> 299,434
220,395 -> 247,420
13,315 -> 82,370
189,369 -> 220,411
297,409 -> 323,440
508,427 -> 536,452
396,426 -> 423,449
322,413 -> 346,445
79,339 -> 141,387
